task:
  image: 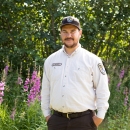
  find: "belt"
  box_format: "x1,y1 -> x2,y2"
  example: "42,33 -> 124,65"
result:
53,110 -> 92,119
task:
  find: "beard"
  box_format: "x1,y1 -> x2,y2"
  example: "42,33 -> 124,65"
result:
62,38 -> 78,48
63,42 -> 78,48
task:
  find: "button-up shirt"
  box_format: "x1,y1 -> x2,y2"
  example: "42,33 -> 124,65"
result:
41,44 -> 110,119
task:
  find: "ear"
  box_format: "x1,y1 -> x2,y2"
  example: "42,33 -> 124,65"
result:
79,29 -> 82,37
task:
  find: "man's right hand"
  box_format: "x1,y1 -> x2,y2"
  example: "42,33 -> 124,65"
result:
46,115 -> 51,122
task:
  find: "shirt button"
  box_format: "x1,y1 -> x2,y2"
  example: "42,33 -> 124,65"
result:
65,75 -> 66,77
63,85 -> 65,87
62,95 -> 64,97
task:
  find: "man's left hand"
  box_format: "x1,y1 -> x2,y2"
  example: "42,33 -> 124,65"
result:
92,116 -> 103,127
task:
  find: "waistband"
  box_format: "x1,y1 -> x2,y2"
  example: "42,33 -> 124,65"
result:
53,110 -> 92,119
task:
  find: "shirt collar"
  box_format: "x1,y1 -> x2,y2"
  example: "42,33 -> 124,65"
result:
62,44 -> 81,56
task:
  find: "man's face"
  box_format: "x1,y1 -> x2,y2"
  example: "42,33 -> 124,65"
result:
60,25 -> 82,48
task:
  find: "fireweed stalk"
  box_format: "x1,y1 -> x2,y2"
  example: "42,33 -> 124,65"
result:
117,69 -> 125,91
0,81 -> 5,104
123,87 -> 129,108
4,65 -> 9,76
23,77 -> 30,92
27,70 -> 41,105
17,76 -> 23,85
119,70 -> 125,79
10,99 -> 17,120
23,67 -> 30,92
0,65 -> 8,104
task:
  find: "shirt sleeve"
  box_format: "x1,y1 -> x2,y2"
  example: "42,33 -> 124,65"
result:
41,60 -> 51,117
92,58 -> 110,119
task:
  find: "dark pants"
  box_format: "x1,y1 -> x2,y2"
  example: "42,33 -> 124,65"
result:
47,111 -> 97,130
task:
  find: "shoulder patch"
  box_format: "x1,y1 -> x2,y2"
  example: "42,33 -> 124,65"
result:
98,63 -> 106,75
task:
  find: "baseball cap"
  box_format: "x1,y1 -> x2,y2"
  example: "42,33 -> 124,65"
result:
60,16 -> 81,30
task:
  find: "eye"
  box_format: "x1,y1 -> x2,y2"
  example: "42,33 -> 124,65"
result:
62,31 -> 67,34
71,30 -> 76,34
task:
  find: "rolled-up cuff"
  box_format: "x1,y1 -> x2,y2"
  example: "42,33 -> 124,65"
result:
97,109 -> 106,119
43,109 -> 51,117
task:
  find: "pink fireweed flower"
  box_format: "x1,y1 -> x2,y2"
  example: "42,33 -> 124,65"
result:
24,86 -> 28,92
31,71 -> 37,80
17,76 -> 23,85
123,87 -> 129,107
4,65 -> 9,75
123,87 -> 129,95
27,71 -> 41,105
119,70 -> 125,79
0,81 -> 5,104
0,82 -> 5,88
123,90 -> 127,95
117,82 -> 121,87
0,91 -> 4,96
124,96 -> 128,106
37,95 -> 41,101
10,108 -> 16,120
23,77 -> 30,92
0,86 -> 4,91
0,97 -> 3,104
117,82 -> 121,91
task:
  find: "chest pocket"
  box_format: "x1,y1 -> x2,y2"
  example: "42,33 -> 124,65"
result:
71,66 -> 93,82
50,66 -> 63,81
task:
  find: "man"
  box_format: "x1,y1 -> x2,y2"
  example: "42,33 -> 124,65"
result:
41,16 -> 110,130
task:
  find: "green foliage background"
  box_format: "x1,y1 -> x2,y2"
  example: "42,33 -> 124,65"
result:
0,0 -> 130,129
0,0 -> 130,72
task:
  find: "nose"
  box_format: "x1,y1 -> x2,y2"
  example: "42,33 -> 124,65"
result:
66,33 -> 72,37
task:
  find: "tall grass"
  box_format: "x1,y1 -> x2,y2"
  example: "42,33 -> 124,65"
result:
0,101 -> 46,130
0,61 -> 130,130
99,62 -> 130,130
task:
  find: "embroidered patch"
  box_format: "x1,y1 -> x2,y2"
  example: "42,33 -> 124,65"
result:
52,63 -> 62,66
67,16 -> 73,22
98,63 -> 106,75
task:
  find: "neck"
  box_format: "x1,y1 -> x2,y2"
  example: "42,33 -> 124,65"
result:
64,44 -> 79,55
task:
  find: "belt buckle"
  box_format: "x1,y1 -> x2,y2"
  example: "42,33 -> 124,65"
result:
67,113 -> 70,119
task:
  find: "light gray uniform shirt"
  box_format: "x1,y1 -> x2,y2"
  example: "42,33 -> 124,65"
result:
41,44 -> 110,119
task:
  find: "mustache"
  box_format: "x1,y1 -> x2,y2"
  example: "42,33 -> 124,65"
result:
65,38 -> 74,40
